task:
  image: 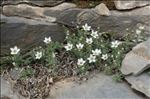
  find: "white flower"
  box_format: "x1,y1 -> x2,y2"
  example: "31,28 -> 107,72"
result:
76,43 -> 84,50
126,28 -> 129,31
10,46 -> 20,55
64,43 -> 73,51
87,54 -> 96,63
91,30 -> 98,38
44,37 -> 51,44
12,62 -> 16,66
111,40 -> 121,48
136,29 -> 141,35
92,49 -> 101,56
82,23 -> 91,31
139,25 -> 144,30
86,38 -> 93,44
49,78 -> 53,83
52,53 -> 56,58
35,52 -> 42,59
101,54 -> 108,60
77,58 -> 86,66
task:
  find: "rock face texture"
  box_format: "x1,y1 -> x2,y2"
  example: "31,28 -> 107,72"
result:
114,0 -> 150,10
121,38 -> 150,75
125,72 -> 150,98
94,3 -> 110,16
1,15 -> 65,56
2,3 -> 76,21
1,77 -> 26,99
48,73 -> 145,99
121,38 -> 150,97
1,0 -> 65,7
57,8 -> 83,27
57,6 -> 150,36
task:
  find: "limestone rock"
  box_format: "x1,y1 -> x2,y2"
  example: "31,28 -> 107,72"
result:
57,8 -> 83,27
114,0 -> 150,10
1,77 -> 26,99
57,6 -> 150,37
48,73 -> 144,99
121,38 -> 150,76
94,3 -> 110,16
2,3 -> 76,21
2,0 -> 65,7
1,15 -> 65,56
125,72 -> 150,98
77,9 -> 99,25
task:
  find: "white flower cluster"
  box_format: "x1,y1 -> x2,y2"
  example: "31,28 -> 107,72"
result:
64,24 -> 110,66
10,36 -> 53,62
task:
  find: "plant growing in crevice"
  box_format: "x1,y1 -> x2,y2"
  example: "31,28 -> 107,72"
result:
10,46 -> 22,68
64,23 -> 147,80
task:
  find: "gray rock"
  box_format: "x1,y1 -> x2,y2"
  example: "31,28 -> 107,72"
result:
2,3 -> 76,21
121,38 -> 150,76
111,6 -> 150,16
114,0 -> 150,10
9,68 -> 23,80
1,77 -> 26,99
110,6 -> 150,35
2,0 -> 65,7
57,8 -> 83,27
48,73 -> 145,99
94,3 -> 110,16
57,6 -> 150,37
1,15 -> 65,56
77,9 -> 99,25
125,72 -> 150,98
44,3 -> 77,17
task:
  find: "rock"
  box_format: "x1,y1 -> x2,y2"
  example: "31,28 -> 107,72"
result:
121,38 -> 150,97
2,0 -> 65,7
2,4 -> 56,23
1,77 -> 26,99
111,6 -> 150,16
44,3 -> 77,17
94,3 -> 110,16
110,6 -> 150,35
57,6 -> 150,37
9,68 -> 23,80
114,0 -> 150,10
2,3 -> 76,21
48,73 -> 145,99
121,38 -> 150,76
57,8 -> 83,27
125,72 -> 150,98
77,9 -> 99,24
1,15 -> 65,56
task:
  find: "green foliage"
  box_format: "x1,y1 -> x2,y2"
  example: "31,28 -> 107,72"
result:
104,66 -> 113,75
11,54 -> 23,67
1,23 -> 147,81
20,67 -> 33,79
112,73 -> 123,82
64,24 -> 147,75
45,41 -> 62,67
